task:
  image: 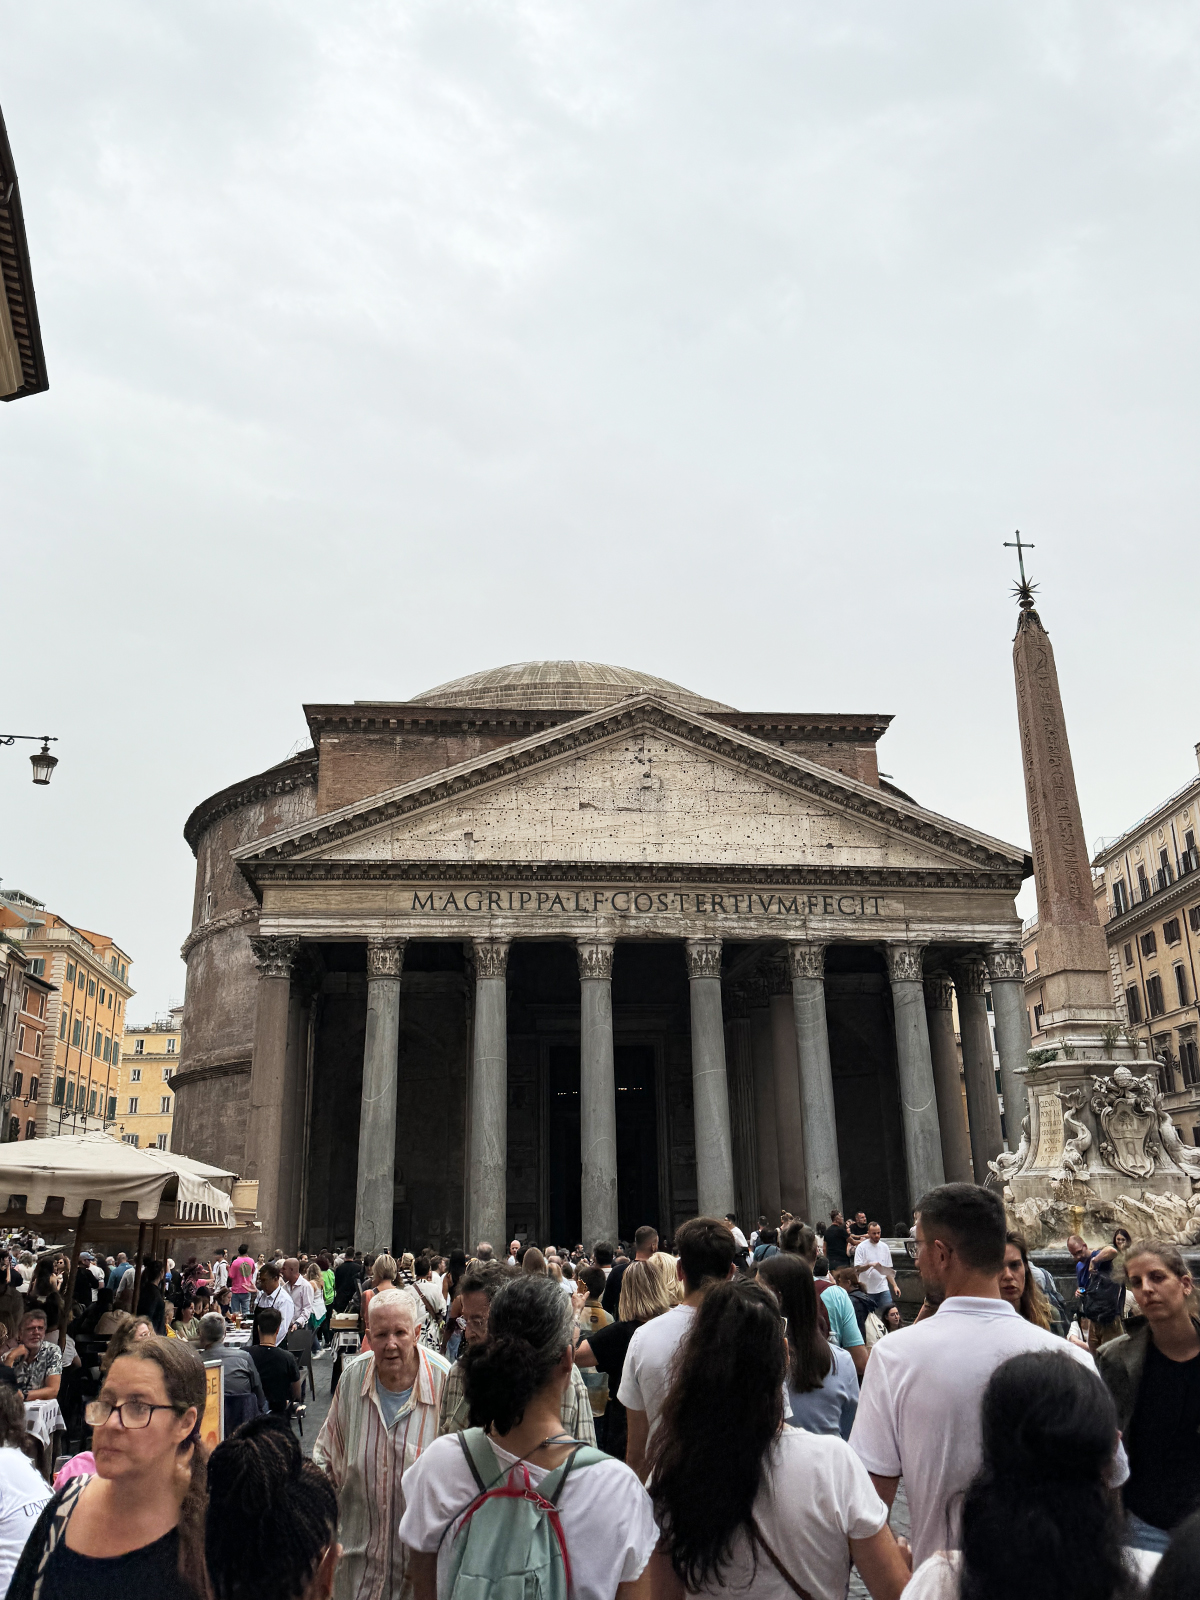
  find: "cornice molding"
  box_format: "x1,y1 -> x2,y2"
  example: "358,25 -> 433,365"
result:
168,1057 -> 250,1090
180,907 -> 259,961
183,755 -> 318,855
235,697 -> 1028,884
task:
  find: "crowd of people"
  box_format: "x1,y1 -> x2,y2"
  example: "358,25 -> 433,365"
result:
0,1184 -> 1196,1599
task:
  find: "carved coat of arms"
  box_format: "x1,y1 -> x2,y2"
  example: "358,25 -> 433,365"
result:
1090,1067 -> 1158,1179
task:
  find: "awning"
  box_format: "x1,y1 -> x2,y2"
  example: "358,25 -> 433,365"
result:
0,1133 -> 234,1225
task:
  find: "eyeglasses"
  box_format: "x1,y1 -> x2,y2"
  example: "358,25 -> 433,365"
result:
84,1398 -> 184,1430
463,1314 -> 489,1331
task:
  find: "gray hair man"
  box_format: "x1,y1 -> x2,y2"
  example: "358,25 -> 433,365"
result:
314,1287 -> 449,1600
197,1311 -> 266,1409
437,1260 -> 596,1443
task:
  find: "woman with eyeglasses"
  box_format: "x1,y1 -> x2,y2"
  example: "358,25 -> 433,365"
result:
7,1335 -> 207,1600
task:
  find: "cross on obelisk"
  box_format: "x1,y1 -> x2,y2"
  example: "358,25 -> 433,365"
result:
1003,530 -> 1035,586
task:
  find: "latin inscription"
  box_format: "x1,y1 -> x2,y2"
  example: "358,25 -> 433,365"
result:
405,888 -> 886,917
1033,1091 -> 1064,1169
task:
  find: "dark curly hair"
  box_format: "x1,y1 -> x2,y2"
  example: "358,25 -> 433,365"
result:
649,1276 -> 785,1590
462,1273 -> 576,1434
206,1414 -> 338,1600
959,1352 -> 1134,1600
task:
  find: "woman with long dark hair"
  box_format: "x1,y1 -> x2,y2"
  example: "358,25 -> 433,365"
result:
649,1277 -> 909,1600
904,1349 -> 1145,1600
757,1253 -> 859,1439
998,1232 -> 1063,1335
1097,1238 -> 1200,1554
7,1335 -> 207,1600
441,1249 -> 468,1361
400,1274 -> 654,1600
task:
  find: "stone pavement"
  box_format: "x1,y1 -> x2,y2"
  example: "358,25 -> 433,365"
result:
849,1482 -> 911,1599
297,1345 -> 338,1456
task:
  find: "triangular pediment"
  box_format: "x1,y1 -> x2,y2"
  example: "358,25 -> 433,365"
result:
234,696 -> 1027,881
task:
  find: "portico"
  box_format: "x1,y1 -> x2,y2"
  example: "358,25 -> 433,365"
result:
211,681 -> 1031,1254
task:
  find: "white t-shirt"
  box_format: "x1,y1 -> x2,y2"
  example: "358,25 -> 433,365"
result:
0,1445 -> 52,1593
399,1433 -> 656,1600
617,1303 -> 695,1433
905,1546 -> 1160,1600
849,1297 -> 1099,1566
696,1428 -> 887,1600
853,1239 -> 893,1295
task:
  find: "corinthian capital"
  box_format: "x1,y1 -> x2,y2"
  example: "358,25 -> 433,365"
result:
953,957 -> 989,998
985,945 -> 1025,984
577,941 -> 615,982
685,938 -> 723,981
923,972 -> 955,1011
885,943 -> 926,985
248,935 -> 300,982
474,939 -> 511,980
366,938 -> 406,981
787,941 -> 827,983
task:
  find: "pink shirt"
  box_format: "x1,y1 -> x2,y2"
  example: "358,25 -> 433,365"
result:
229,1256 -> 257,1295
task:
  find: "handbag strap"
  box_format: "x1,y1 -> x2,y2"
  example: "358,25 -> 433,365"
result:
750,1518 -> 817,1600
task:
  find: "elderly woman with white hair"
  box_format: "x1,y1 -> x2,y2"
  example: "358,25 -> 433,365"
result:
314,1285 -> 450,1600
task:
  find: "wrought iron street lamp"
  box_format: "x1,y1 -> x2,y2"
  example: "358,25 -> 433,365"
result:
0,735 -> 59,785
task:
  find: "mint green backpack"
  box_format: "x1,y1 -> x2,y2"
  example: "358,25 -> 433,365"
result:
440,1428 -> 606,1600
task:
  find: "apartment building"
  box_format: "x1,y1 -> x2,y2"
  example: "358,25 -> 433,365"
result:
116,1007 -> 181,1150
0,935 -> 54,1140
1024,742 -> 1200,1146
0,889 -> 133,1136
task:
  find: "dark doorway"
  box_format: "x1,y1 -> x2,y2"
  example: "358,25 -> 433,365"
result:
546,1044 -> 581,1247
615,1045 -> 658,1241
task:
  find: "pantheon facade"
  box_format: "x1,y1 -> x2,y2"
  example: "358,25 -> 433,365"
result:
173,662 -> 1033,1254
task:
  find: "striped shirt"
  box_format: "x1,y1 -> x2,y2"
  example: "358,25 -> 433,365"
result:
314,1346 -> 450,1600
437,1358 -> 596,1444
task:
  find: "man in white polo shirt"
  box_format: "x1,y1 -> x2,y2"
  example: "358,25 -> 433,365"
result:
850,1183 -> 1102,1567
618,1216 -> 737,1481
854,1221 -> 900,1313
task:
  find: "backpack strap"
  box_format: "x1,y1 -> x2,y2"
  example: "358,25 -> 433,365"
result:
456,1427 -> 501,1495
538,1442 -> 607,1506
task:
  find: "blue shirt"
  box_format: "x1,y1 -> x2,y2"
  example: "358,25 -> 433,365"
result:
817,1284 -> 864,1351
785,1345 -> 860,1440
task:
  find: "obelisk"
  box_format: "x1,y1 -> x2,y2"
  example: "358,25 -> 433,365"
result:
1011,561 -> 1116,1047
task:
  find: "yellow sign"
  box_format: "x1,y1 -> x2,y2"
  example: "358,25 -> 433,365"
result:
202,1361 -> 224,1449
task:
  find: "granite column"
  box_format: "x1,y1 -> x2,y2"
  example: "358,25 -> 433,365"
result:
469,939 -> 510,1254
767,960 -> 807,1220
986,945 -> 1032,1146
886,943 -> 946,1206
746,976 -> 782,1222
787,942 -> 841,1224
244,935 -> 300,1254
354,938 -> 405,1255
923,972 -> 974,1184
686,939 -> 736,1218
954,957 -> 1004,1181
578,941 -> 619,1251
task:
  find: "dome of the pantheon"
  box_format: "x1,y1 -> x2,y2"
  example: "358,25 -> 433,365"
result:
410,660 -> 734,715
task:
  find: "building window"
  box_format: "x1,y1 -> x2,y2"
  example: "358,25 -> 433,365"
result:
1139,864 -> 1151,899
28,959 -> 43,977
24,1121 -> 34,1140
111,1045 -> 119,1068
10,1073 -> 21,1100
122,1134 -> 139,1147
65,1082 -> 74,1109
107,1096 -> 117,1120
1180,1039 -> 1199,1087
1147,973 -> 1166,1018
94,1033 -> 103,1057
16,1027 -> 24,1054
166,1038 -> 176,1054
1124,942 -> 1134,967
120,964 -> 126,982
71,1020 -> 81,1047
1157,1059 -> 1173,1095
102,1037 -> 110,1063
1165,918 -> 1183,946
133,1039 -> 144,1055
160,1096 -> 171,1114
1112,879 -> 1129,914
82,1025 -> 89,1051
1176,965 -> 1189,1007
6,1119 -> 17,1143
130,1068 -> 141,1083
156,1133 -> 168,1149
66,962 -> 75,983
1033,1002 -> 1044,1031
87,980 -> 95,997
88,1090 -> 97,1115
33,1034 -> 41,1057
1191,907 -> 1200,935
98,986 -> 105,1006
29,1078 -> 38,1103
58,1013 -> 67,1041
1142,932 -> 1158,958
75,969 -> 83,988
1126,986 -> 1144,1024
127,1097 -> 138,1114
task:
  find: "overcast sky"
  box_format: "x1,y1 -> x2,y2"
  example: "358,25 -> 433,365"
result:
3,2 -> 1198,1015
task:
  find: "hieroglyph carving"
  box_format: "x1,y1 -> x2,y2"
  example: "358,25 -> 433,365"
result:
886,944 -> 926,985
787,942 -> 827,983
985,946 -> 1024,984
473,939 -> 511,980
248,935 -> 300,982
576,941 -> 615,982
366,938 -> 406,981
685,939 -> 723,981
1090,1067 -> 1157,1180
